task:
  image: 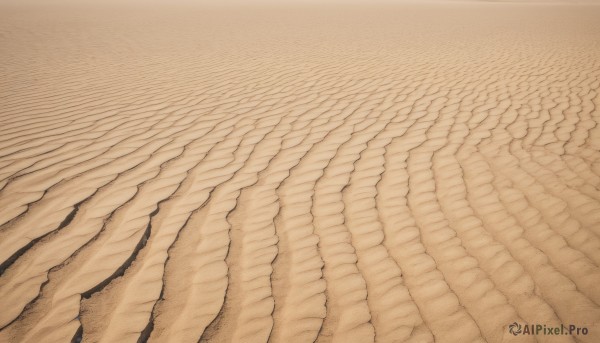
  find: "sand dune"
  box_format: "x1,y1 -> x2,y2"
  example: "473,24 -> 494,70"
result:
0,1 -> 599,342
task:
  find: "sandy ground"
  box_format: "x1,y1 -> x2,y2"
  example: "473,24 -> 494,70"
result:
1,1 -> 599,342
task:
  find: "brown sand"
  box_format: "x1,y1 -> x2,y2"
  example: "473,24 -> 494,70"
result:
0,1 -> 599,342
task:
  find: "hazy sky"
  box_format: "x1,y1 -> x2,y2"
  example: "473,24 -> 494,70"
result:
2,0 -> 593,9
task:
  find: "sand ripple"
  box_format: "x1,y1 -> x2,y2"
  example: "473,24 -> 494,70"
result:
1,2 -> 599,342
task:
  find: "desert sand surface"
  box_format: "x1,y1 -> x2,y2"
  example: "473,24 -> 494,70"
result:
1,0 -> 600,342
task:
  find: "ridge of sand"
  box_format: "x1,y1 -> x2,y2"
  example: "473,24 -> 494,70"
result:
1,1 -> 599,342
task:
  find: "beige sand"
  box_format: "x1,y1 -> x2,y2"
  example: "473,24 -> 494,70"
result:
0,1 -> 599,342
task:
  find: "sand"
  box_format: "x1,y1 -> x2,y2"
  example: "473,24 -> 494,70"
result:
0,1 -> 599,342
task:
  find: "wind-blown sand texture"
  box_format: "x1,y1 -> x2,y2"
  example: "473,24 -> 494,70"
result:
1,1 -> 600,342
